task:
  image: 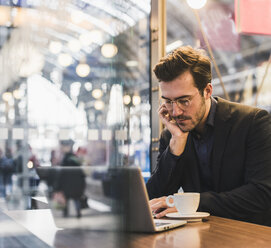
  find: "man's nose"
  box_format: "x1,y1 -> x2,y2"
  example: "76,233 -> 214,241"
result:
172,102 -> 184,117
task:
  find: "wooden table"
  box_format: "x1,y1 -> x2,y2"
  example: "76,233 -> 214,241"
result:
2,209 -> 271,248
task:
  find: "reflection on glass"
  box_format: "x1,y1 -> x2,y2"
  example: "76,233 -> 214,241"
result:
0,0 -> 151,213
167,0 -> 271,109
107,84 -> 125,127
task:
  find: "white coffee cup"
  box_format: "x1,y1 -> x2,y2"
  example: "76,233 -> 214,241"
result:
165,192 -> 200,215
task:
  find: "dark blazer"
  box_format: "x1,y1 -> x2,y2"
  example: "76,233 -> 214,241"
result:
147,97 -> 271,226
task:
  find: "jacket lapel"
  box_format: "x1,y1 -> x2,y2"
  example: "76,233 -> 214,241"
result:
212,97 -> 233,191
185,133 -> 201,192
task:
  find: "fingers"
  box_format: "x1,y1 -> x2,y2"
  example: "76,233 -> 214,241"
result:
157,104 -> 168,115
149,197 -> 178,218
158,104 -> 169,118
158,105 -> 172,125
158,104 -> 180,130
149,197 -> 163,205
150,201 -> 166,212
155,207 -> 177,218
149,196 -> 167,211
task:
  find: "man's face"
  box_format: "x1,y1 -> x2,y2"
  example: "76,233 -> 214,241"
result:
160,71 -> 211,132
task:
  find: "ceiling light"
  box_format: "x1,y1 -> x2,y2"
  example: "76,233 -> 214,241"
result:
68,39 -> 81,53
186,0 -> 207,9
76,63 -> 90,77
58,53 -> 73,67
92,89 -> 103,99
132,95 -> 141,105
101,43 -> 118,58
49,41 -> 62,54
13,89 -> 24,99
94,100 -> 105,110
123,95 -> 131,105
2,92 -> 12,102
84,82 -> 92,91
27,161 -> 34,169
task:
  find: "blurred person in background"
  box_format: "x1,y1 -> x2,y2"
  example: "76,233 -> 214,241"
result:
52,140 -> 86,218
0,148 -> 14,197
60,139 -> 81,167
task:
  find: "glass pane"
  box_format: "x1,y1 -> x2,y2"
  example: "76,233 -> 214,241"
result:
167,0 -> 271,110
0,0 -> 151,210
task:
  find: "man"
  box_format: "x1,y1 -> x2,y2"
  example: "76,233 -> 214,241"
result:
147,46 -> 271,226
56,140 -> 85,218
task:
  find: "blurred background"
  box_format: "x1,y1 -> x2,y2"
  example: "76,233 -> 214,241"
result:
0,0 -> 151,207
0,0 -> 270,209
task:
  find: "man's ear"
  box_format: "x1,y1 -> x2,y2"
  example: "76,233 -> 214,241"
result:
204,83 -> 213,99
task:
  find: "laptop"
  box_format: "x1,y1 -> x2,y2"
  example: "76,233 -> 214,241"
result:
118,166 -> 187,232
36,166 -> 186,232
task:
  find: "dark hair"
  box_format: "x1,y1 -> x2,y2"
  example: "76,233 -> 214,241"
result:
60,139 -> 74,147
153,46 -> 211,94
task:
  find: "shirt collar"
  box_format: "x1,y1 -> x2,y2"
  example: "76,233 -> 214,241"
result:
206,96 -> 217,127
191,96 -> 216,139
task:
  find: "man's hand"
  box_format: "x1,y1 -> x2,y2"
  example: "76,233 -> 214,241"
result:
149,196 -> 177,218
158,104 -> 183,137
158,104 -> 189,156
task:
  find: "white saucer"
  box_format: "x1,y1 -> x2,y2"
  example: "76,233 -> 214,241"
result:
166,212 -> 210,220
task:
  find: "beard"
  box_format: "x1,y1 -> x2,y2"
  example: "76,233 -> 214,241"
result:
173,96 -> 206,132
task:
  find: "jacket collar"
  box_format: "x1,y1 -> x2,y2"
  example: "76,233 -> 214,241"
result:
212,96 -> 233,191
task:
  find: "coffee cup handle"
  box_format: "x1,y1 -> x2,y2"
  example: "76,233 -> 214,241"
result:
166,195 -> 175,208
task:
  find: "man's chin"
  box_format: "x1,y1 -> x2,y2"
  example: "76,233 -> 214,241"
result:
176,123 -> 193,133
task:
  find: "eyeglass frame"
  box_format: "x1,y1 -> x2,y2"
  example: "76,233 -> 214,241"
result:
161,91 -> 200,111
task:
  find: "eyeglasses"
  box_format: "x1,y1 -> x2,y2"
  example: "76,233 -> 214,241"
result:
161,92 -> 199,111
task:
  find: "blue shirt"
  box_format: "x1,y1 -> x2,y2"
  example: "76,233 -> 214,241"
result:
191,97 -> 217,191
